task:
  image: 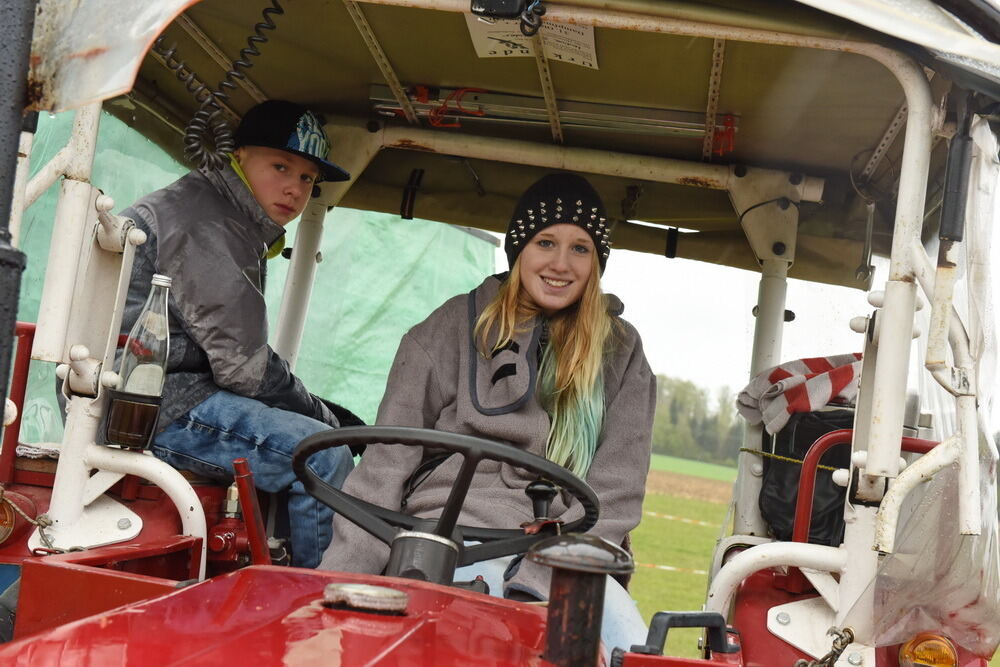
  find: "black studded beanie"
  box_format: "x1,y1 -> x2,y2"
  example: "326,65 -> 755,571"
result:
504,172 -> 611,273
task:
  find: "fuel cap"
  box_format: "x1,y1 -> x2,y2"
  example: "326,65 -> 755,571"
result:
527,533 -> 634,576
322,583 -> 409,614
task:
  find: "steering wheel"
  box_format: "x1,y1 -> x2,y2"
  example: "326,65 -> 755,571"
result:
292,426 -> 599,566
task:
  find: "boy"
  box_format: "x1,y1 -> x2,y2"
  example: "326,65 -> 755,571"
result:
120,100 -> 358,568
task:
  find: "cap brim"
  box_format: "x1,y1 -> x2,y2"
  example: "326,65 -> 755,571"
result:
318,160 -> 351,183
286,149 -> 351,182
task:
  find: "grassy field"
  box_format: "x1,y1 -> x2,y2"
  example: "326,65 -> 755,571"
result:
631,467 -> 731,659
631,462 -> 1000,665
648,453 -> 737,482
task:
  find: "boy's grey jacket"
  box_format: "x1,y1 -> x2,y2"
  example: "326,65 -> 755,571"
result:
119,165 -> 338,431
320,274 -> 656,597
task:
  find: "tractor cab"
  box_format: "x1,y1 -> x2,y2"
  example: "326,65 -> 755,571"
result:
0,0 -> 998,665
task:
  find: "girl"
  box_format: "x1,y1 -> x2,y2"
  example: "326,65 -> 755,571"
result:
321,172 -> 656,652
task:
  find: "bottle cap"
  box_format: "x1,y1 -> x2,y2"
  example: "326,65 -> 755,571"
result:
151,274 -> 172,288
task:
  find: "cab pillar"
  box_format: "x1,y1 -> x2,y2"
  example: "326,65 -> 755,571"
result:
728,166 -> 814,536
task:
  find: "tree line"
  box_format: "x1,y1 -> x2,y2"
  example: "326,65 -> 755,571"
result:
651,374 -> 742,466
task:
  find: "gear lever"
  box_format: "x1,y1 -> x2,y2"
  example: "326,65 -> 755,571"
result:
525,479 -> 558,519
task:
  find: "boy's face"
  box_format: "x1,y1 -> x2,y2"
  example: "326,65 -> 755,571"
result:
234,145 -> 320,225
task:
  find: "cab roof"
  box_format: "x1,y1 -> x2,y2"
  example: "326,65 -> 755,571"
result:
32,0 -> 1000,288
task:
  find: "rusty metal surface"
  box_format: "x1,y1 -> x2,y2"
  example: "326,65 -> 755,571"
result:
544,569 -> 605,666
28,0 -> 199,112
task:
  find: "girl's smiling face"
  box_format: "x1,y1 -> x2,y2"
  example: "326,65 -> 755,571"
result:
517,224 -> 595,315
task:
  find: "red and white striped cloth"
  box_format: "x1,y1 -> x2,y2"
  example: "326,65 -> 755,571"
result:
736,353 -> 863,434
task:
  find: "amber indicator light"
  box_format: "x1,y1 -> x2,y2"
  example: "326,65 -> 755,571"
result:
899,633 -> 958,667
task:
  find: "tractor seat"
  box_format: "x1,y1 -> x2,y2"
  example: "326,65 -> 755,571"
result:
172,469 -> 219,485
13,452 -> 217,485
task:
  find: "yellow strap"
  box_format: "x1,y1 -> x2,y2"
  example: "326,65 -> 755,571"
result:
738,447 -> 839,473
229,153 -> 252,191
266,235 -> 286,260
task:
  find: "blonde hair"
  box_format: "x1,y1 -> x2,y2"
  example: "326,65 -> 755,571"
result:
475,253 -> 614,476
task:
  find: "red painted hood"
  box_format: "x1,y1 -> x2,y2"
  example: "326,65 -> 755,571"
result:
0,566 -> 553,666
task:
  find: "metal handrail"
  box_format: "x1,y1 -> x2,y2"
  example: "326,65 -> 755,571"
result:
791,429 -> 939,544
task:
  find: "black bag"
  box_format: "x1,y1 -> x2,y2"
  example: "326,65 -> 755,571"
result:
758,409 -> 854,546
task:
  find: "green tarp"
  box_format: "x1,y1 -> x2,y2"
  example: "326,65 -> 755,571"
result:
265,208 -> 496,423
13,111 -> 495,443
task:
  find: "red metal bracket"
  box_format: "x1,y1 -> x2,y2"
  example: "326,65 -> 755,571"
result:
15,535 -> 201,638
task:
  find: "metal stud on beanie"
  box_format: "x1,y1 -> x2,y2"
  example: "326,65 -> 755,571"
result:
504,173 -> 611,273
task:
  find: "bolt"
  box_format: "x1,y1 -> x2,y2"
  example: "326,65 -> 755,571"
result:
847,652 -> 863,665
208,534 -> 228,552
772,241 -> 786,255
117,518 -> 132,530
776,612 -> 790,625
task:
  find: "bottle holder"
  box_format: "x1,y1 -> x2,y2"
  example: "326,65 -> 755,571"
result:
104,389 -> 162,450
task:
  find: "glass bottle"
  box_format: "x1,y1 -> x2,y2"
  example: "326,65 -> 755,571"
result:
105,274 -> 171,449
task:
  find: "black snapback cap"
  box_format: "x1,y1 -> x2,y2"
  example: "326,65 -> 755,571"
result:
234,100 -> 350,183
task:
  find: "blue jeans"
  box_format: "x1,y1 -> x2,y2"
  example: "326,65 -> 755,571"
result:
454,554 -> 648,659
152,390 -> 353,568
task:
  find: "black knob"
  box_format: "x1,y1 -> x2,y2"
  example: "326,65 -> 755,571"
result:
525,479 -> 558,519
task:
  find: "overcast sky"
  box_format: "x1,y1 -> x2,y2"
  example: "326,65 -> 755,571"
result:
600,251 -> 871,391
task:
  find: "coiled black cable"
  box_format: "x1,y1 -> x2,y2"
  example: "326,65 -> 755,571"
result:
150,39 -> 216,108
151,0 -> 285,170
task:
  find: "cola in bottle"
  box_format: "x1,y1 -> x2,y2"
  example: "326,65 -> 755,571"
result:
105,274 -> 171,449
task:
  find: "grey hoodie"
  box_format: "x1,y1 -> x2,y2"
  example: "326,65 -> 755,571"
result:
320,275 -> 656,597
119,165 -> 338,430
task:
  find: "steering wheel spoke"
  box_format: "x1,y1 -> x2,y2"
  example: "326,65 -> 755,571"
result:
461,535 -> 543,566
434,452 -> 481,538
